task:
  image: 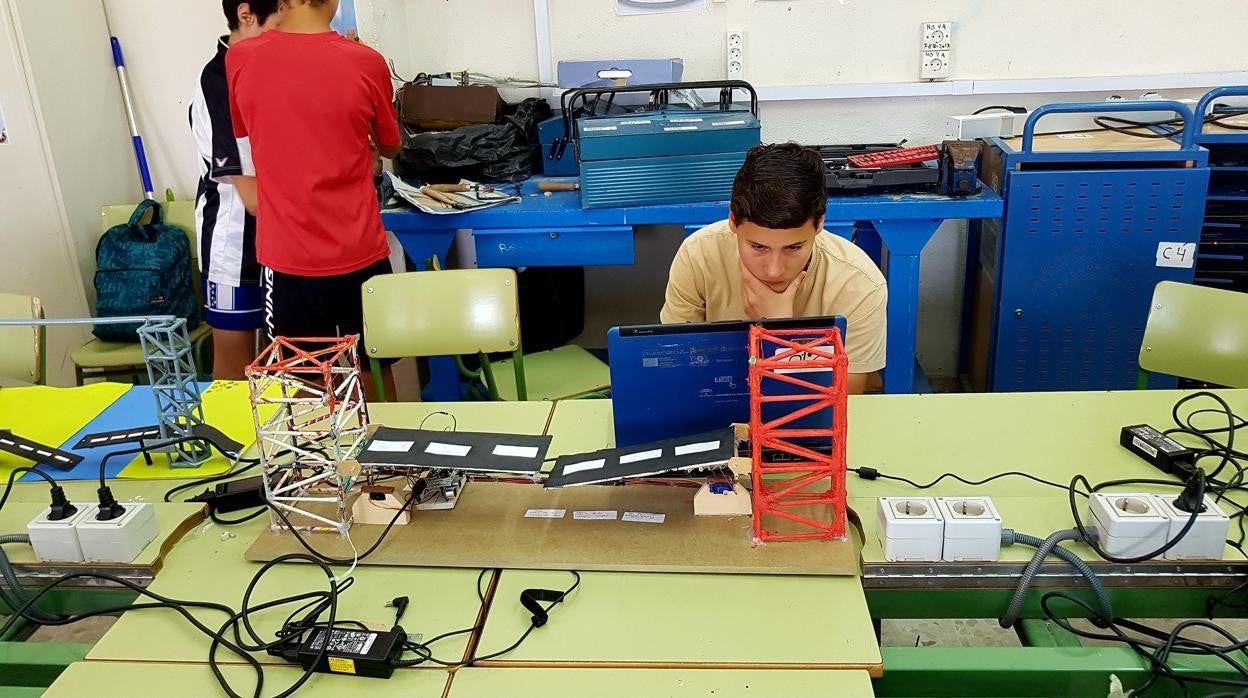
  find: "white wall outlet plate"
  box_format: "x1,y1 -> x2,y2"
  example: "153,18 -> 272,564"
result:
1152,494 -> 1230,561
76,502 -> 158,563
920,21 -> 952,80
937,497 -> 1002,562
1088,493 -> 1169,559
877,497 -> 944,562
725,30 -> 745,79
26,503 -> 95,562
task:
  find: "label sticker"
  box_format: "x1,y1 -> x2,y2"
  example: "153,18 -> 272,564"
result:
1132,436 -> 1159,458
583,125 -> 618,132
1155,241 -> 1196,268
622,512 -> 666,524
525,508 -> 566,519
1057,133 -> 1095,140
573,510 -> 619,520
663,126 -> 698,132
328,657 -> 356,674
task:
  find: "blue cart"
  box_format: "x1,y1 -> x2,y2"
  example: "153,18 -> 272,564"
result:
1189,87 -> 1248,294
964,101 -> 1209,392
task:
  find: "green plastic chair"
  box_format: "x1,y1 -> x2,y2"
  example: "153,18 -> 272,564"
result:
360,269 -> 610,402
1137,281 -> 1248,389
71,201 -> 212,385
0,293 -> 45,385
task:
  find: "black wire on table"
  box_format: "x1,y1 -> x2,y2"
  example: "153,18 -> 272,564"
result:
850,467 -> 1090,497
418,411 -> 457,432
396,570 -> 581,667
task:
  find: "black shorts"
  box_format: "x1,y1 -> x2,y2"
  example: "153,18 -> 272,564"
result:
262,258 -> 393,354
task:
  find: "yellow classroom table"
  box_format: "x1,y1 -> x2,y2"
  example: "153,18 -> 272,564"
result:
448,667 -> 876,697
475,569 -> 881,673
41,661 -> 450,698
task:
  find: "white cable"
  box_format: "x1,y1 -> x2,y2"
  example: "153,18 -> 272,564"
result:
332,530 -> 359,584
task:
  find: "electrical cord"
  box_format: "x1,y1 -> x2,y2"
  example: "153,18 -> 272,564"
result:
265,479 -> 424,566
851,466 -> 1090,497
0,554 -> 344,698
0,465 -> 60,515
1042,591 -> 1248,695
394,570 -> 581,668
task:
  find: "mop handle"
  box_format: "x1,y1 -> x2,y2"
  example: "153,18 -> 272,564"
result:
111,37 -> 155,200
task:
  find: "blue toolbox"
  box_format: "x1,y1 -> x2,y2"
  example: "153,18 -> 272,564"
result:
548,80 -> 760,209
962,101 -> 1209,392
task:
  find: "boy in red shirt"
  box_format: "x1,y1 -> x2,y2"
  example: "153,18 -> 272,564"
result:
226,0 -> 400,395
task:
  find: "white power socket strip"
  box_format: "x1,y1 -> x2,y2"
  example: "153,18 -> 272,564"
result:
877,497 -> 944,562
725,30 -> 744,79
26,502 -> 160,563
937,496 -> 1002,562
920,21 -> 951,80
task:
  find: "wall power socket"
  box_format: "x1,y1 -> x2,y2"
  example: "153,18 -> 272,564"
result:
936,497 -> 1001,562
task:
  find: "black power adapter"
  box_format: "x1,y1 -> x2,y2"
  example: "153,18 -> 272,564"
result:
189,476 -> 267,513
277,627 -> 406,679
1120,424 -> 1196,476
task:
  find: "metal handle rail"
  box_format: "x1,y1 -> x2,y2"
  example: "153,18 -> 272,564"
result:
552,80 -> 758,162
1021,100 -> 1199,152
1196,86 -> 1248,122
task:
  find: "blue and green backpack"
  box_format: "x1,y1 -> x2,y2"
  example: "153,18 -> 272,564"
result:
93,200 -> 200,342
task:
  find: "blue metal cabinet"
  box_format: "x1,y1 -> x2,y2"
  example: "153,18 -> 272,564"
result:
1191,87 -> 1248,294
967,101 -> 1210,392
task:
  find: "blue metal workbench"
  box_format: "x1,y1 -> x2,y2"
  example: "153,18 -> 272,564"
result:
382,176 -> 1003,399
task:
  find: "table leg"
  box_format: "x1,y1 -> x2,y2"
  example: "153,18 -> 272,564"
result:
390,229 -> 460,401
870,218 -> 943,394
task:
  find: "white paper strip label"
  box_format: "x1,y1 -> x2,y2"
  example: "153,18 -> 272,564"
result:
573,510 -> 619,520
493,444 -> 539,458
1057,133 -> 1094,140
425,442 -> 471,457
368,440 -> 415,453
622,512 -> 666,524
564,459 -> 606,475
525,509 -> 566,519
674,441 -> 719,456
620,449 -> 662,464
1155,241 -> 1196,268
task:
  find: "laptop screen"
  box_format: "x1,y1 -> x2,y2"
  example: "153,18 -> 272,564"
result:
607,315 -> 847,447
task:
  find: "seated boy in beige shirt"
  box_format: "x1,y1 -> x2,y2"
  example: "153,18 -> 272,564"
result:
660,143 -> 887,394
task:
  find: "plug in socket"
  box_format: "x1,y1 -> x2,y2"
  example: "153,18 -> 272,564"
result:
936,496 -> 1002,562
26,503 -> 95,562
1087,493 -> 1169,558
877,497 -> 944,562
1152,494 -> 1230,561
76,502 -> 158,563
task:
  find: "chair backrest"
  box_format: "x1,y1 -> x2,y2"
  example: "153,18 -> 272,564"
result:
0,293 -> 44,385
361,269 -> 521,359
101,201 -> 202,299
1139,281 -> 1248,388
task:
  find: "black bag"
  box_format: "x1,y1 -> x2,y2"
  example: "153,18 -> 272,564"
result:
394,98 -> 551,183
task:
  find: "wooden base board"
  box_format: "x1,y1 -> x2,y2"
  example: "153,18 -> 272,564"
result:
245,481 -> 857,576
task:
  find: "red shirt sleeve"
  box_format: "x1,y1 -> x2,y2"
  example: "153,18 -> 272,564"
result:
365,52 -> 400,148
225,44 -> 248,139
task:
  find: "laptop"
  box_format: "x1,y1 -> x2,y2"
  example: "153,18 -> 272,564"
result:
607,315 -> 848,447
